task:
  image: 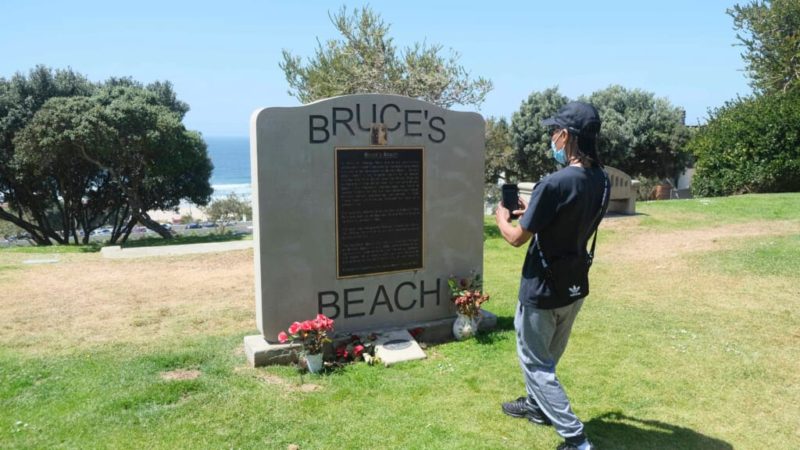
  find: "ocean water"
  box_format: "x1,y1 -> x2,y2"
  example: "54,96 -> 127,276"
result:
205,136 -> 251,201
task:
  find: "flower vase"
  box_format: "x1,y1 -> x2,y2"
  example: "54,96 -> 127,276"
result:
453,313 -> 481,340
305,353 -> 324,373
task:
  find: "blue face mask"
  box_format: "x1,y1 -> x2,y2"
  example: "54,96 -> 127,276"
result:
551,140 -> 567,166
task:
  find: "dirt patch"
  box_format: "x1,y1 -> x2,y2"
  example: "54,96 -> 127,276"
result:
602,220 -> 800,264
260,373 -> 322,392
161,369 -> 202,381
234,366 -> 322,392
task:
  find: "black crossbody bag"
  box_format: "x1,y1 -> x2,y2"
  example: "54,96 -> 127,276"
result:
535,173 -> 609,302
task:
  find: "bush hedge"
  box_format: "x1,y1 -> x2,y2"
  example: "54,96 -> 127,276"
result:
690,90 -> 800,196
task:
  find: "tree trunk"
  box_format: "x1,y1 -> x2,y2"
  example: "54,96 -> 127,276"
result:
126,192 -> 172,240
0,207 -> 52,246
137,212 -> 172,239
56,197 -> 69,245
119,217 -> 137,244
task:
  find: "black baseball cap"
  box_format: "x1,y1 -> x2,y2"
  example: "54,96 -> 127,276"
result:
541,101 -> 601,137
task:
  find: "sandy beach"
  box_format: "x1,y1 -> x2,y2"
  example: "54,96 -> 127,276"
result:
146,201 -> 208,223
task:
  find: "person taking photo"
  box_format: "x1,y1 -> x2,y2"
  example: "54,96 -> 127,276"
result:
495,101 -> 610,450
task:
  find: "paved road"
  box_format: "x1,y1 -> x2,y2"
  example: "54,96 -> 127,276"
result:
101,240 -> 253,259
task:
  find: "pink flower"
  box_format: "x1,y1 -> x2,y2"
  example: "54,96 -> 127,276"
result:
353,344 -> 365,357
277,331 -> 289,343
316,314 -> 334,330
300,321 -> 313,332
288,322 -> 301,335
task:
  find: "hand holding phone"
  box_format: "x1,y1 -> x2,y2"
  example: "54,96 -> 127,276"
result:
501,184 -> 521,220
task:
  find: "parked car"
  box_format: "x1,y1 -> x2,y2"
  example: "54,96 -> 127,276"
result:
186,223 -> 202,229
91,227 -> 112,236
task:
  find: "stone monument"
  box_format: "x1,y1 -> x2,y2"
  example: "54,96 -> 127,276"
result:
244,94 -> 488,366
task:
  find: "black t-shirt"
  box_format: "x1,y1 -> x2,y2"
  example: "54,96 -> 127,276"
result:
517,165 -> 609,309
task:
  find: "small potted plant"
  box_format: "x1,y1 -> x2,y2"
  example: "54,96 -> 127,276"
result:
448,273 -> 489,340
278,314 -> 334,373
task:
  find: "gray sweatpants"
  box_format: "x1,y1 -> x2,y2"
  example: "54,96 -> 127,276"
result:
514,299 -> 586,441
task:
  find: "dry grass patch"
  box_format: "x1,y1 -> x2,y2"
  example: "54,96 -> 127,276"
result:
0,249 -> 254,355
593,218 -> 800,326
160,369 -> 202,381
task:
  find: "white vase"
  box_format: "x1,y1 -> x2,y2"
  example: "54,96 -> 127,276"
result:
305,353 -> 324,373
452,313 -> 481,340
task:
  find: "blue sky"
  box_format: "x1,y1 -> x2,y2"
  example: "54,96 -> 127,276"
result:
1,0 -> 750,137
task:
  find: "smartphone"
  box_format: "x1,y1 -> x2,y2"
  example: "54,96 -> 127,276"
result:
501,184 -> 520,220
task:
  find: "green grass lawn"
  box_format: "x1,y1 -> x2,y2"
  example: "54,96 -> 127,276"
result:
1,193 -> 799,449
0,243 -> 103,254
635,192 -> 800,230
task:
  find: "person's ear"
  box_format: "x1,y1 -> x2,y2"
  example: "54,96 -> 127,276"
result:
556,129 -> 568,144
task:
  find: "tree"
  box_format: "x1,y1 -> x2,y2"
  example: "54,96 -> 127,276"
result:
204,194 -> 252,234
729,0 -> 800,94
509,88 -> 568,182
12,96 -> 117,244
0,66 -> 95,245
484,117 -> 516,205
280,6 -> 492,108
0,67 -> 213,245
91,82 -> 213,243
689,90 -> 800,196
485,117 -> 517,185
509,86 -> 689,182
582,85 -> 690,180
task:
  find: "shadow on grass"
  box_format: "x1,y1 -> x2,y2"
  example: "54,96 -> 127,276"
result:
120,232 -> 248,249
483,222 -> 502,240
585,412 -> 732,450
475,315 -> 514,345
604,211 -> 649,219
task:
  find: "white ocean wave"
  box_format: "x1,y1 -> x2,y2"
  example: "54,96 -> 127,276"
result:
212,183 -> 252,200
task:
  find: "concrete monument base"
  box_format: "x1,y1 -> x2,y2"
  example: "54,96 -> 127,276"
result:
243,309 -> 498,367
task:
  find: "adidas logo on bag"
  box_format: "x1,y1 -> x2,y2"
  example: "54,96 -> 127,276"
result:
569,285 -> 582,297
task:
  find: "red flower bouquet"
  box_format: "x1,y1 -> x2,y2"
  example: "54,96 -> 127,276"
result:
277,314 -> 334,355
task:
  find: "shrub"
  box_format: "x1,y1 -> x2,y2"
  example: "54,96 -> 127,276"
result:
689,90 -> 800,197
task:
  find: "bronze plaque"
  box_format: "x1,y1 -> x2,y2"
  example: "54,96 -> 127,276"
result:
335,147 -> 424,278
